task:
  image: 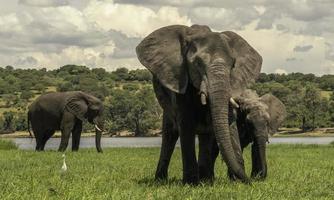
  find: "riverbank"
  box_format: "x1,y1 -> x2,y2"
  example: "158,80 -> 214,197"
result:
1,144 -> 334,199
4,136 -> 334,151
0,131 -> 97,138
2,128 -> 334,138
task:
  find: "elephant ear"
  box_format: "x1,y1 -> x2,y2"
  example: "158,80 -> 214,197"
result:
65,97 -> 88,121
260,94 -> 286,135
136,25 -> 189,94
221,31 -> 262,97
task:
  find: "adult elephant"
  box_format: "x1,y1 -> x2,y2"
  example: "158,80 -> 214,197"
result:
28,91 -> 104,152
211,90 -> 287,180
136,24 -> 262,184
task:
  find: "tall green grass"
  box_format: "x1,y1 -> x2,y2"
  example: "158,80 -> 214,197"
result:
0,145 -> 334,199
0,139 -> 17,150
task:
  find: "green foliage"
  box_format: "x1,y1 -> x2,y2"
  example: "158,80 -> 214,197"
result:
252,76 -> 334,130
1,145 -> 334,199
107,85 -> 162,136
0,65 -> 332,135
20,90 -> 33,100
1,111 -> 15,133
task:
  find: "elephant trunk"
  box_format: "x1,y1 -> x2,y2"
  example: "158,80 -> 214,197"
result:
93,117 -> 103,153
207,64 -> 248,183
251,136 -> 267,179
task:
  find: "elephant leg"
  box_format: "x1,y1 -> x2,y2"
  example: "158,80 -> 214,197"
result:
58,112 -> 75,152
72,120 -> 83,151
40,129 -> 55,151
155,113 -> 179,180
178,119 -> 198,185
251,144 -> 260,177
198,133 -> 215,182
251,137 -> 267,180
35,134 -> 44,151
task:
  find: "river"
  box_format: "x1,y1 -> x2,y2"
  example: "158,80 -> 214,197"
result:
7,136 -> 334,150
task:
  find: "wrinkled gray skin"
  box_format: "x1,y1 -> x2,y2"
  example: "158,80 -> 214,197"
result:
28,91 -> 104,152
136,24 -> 262,184
210,90 -> 287,180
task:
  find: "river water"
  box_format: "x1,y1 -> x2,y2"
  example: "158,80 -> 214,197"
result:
8,136 -> 334,150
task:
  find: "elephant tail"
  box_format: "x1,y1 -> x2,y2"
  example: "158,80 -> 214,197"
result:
27,111 -> 33,138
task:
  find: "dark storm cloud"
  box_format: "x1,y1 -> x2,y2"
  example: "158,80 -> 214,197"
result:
293,45 -> 313,52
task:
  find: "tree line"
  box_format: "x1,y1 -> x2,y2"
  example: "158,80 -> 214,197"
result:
0,65 -> 333,135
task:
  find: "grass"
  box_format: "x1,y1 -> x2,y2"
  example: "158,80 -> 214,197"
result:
1,145 -> 334,199
0,139 -> 18,150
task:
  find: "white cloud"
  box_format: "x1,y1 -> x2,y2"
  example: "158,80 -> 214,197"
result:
0,0 -> 332,75
83,1 -> 191,37
274,68 -> 288,74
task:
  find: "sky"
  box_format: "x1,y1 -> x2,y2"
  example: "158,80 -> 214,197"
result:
0,0 -> 333,75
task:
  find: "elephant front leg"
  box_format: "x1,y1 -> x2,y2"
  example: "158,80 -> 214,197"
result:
59,112 -> 75,152
155,114 -> 179,181
179,120 -> 198,185
251,137 -> 267,180
198,133 -> 215,183
72,120 -> 83,151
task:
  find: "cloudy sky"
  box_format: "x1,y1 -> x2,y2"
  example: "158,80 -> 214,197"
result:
0,0 -> 333,75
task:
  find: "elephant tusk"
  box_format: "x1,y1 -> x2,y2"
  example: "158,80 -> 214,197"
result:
200,93 -> 207,105
95,125 -> 103,132
230,98 -> 239,108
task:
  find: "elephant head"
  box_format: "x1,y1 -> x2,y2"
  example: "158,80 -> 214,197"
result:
65,91 -> 104,152
234,90 -> 286,179
136,25 -> 262,181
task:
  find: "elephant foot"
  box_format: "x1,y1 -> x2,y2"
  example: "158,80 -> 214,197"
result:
182,173 -> 199,185
35,149 -> 44,152
227,171 -> 238,182
58,148 -> 66,152
155,170 -> 168,181
228,170 -> 251,184
251,171 -> 267,181
199,167 -> 214,183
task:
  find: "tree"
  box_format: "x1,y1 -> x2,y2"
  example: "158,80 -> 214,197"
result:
20,90 -> 33,100
128,69 -> 152,81
112,68 -> 130,81
15,112 -> 27,131
107,86 -> 162,136
303,84 -> 322,130
1,111 -> 15,133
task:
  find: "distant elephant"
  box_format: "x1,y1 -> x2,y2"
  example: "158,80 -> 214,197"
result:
210,90 -> 286,180
136,24 -> 262,184
27,91 -> 104,152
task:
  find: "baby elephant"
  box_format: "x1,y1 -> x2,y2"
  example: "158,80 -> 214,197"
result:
28,91 -> 104,152
211,90 -> 286,180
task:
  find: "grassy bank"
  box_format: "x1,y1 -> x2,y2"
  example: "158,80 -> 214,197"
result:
0,144 -> 334,199
2,128 -> 334,138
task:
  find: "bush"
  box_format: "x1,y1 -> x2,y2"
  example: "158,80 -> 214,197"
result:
20,90 -> 33,100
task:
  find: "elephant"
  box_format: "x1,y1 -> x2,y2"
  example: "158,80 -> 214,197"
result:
136,24 -> 262,184
210,90 -> 287,181
27,91 -> 104,152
